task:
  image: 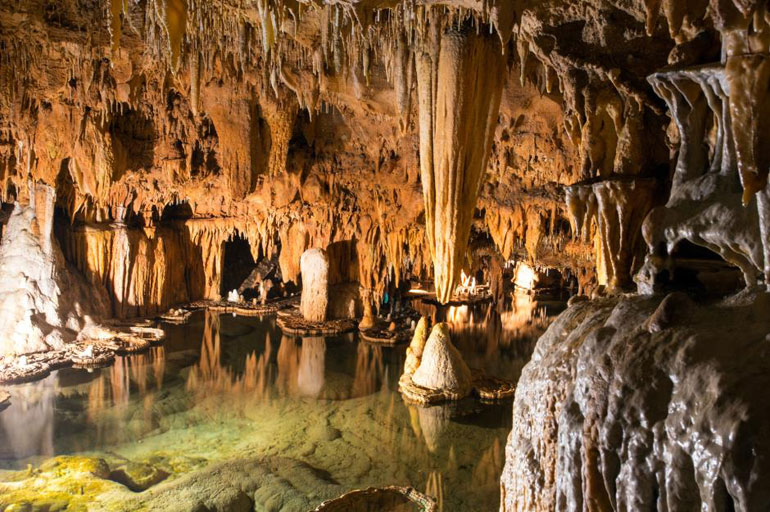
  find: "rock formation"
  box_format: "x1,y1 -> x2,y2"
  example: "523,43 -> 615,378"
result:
416,26 -> 506,303
403,316 -> 429,377
300,248 -> 329,322
0,183 -> 108,356
411,323 -> 472,397
501,292 -> 770,511
399,321 -> 473,403
3,0 -> 770,509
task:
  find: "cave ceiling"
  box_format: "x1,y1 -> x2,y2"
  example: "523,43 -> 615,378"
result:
0,0 -> 763,306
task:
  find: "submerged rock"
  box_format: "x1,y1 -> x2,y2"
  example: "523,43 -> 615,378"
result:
313,485 -> 437,511
109,462 -> 170,492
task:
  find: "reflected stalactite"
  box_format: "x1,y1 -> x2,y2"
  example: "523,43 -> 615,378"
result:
351,342 -> 386,398
472,437 -> 504,492
111,357 -> 131,407
185,311 -> 273,400
425,470 -> 444,512
83,347 -> 167,446
276,334 -> 301,396
152,346 -> 166,391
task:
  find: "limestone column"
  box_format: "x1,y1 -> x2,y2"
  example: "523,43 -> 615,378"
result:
300,248 -> 329,322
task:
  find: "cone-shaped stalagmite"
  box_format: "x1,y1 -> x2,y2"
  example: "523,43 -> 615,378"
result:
416,26 -> 506,304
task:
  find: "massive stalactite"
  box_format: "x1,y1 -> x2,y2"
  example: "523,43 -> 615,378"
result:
416,25 -> 505,304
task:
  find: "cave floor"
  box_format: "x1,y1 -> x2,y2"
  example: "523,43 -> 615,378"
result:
0,298 -> 562,511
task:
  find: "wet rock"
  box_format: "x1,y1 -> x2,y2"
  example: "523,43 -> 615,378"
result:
39,455 -> 111,479
566,294 -> 588,306
130,456 -> 342,512
501,293 -> 770,511
313,486 -> 437,511
308,421 -> 341,443
646,291 -> 694,332
109,462 -> 170,492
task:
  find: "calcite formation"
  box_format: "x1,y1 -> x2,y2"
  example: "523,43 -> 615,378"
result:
0,0 -> 589,347
300,248 -> 329,322
501,293 -> 770,511
399,321 -> 473,403
0,184 -> 108,356
416,26 -> 506,304
3,0 -> 770,509
644,63 -> 767,290
411,323 -> 472,396
403,316 -> 429,377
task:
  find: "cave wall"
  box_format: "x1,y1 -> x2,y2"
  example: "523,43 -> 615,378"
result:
1,1 -> 766,330
0,0 -> 597,320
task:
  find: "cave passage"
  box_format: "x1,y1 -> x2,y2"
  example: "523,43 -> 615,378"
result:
2,1 -> 770,511
220,235 -> 259,299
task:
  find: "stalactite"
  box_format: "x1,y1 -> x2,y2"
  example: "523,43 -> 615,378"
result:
393,30 -> 415,134
109,0 -> 124,53
416,23 -> 505,303
726,54 -> 770,204
567,177 -> 658,291
166,0 -> 187,70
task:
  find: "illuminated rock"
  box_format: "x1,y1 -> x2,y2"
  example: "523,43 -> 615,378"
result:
411,323 -> 472,397
300,248 -> 329,322
501,293 -> 770,511
403,316 -> 429,377
0,184 -> 108,357
566,176 -> 658,292
417,26 -> 506,304
645,64 -> 765,290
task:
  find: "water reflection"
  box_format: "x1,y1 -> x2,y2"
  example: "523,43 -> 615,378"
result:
0,373 -> 55,461
184,313 -> 390,402
413,291 -> 559,380
185,312 -> 273,398
297,337 -> 325,398
0,297 -> 563,509
352,343 -> 386,398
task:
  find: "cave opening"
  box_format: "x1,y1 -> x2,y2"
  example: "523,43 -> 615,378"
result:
668,240 -> 744,297
220,235 -> 259,299
108,105 -> 156,180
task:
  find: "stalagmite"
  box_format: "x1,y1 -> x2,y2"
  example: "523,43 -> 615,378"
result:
0,184 -> 108,356
300,248 -> 329,322
403,316 -> 429,377
11,1 -> 770,509
411,323 -> 471,396
416,25 -> 505,304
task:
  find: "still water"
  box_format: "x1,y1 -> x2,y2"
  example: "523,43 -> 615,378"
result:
0,295 -> 562,511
